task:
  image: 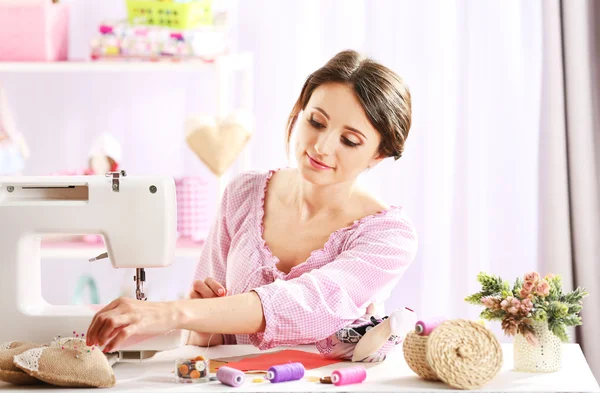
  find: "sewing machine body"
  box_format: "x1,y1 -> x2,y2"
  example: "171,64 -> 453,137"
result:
0,173 -> 187,359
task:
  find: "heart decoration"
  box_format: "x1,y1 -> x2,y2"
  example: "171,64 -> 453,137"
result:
185,110 -> 254,176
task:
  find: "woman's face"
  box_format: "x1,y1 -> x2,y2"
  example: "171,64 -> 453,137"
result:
294,82 -> 383,186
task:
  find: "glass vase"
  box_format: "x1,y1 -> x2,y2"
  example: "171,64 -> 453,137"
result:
513,320 -> 562,372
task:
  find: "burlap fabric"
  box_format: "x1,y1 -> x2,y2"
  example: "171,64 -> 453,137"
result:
0,341 -> 44,385
13,339 -> 115,388
403,319 -> 503,390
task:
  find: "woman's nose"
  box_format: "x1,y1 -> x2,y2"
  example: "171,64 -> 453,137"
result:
314,130 -> 336,156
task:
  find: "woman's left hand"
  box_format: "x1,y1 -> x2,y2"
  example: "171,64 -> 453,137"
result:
85,297 -> 182,353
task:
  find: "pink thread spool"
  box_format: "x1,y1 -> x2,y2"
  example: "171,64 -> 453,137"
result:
217,366 -> 245,387
415,317 -> 447,336
331,366 -> 367,386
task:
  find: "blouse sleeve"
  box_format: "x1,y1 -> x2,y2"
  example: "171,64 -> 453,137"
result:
248,213 -> 418,350
191,181 -> 231,288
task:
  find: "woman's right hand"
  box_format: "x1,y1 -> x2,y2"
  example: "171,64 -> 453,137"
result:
189,277 -> 227,299
186,277 -> 227,346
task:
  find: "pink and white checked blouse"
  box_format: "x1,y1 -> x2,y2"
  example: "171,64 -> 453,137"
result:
192,169 -> 418,349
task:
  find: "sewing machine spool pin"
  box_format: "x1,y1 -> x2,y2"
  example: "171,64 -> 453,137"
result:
106,170 -> 127,192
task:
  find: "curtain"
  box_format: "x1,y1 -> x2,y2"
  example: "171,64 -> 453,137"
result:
539,0 -> 600,379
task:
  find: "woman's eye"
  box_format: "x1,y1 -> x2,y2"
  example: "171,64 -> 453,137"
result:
342,137 -> 360,148
309,118 -> 325,129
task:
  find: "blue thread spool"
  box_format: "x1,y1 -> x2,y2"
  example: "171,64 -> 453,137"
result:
266,362 -> 305,383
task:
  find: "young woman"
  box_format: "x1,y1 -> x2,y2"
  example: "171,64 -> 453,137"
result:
86,50 -> 417,360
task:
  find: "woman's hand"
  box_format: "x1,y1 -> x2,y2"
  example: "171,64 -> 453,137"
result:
189,277 -> 227,299
186,278 -> 226,346
85,297 -> 181,353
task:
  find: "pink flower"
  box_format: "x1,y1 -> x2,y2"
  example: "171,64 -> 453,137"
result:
522,281 -> 535,293
501,296 -> 522,315
482,296 -> 501,310
535,281 -> 550,297
524,272 -> 540,284
520,288 -> 530,299
520,298 -> 533,314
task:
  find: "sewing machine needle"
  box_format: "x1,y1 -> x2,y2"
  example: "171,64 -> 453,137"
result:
89,252 -> 108,262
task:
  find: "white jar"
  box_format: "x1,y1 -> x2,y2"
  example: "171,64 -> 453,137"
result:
514,320 -> 562,372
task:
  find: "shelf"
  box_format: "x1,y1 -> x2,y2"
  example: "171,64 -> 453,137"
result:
41,237 -> 205,259
0,52 -> 252,73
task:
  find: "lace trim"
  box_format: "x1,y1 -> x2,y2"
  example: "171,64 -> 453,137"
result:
0,341 -> 13,350
257,168 -> 402,275
13,347 -> 45,372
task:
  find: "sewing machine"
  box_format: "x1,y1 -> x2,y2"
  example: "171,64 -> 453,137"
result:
0,171 -> 188,361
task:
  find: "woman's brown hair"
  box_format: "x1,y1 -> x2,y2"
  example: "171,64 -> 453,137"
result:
286,50 -> 412,160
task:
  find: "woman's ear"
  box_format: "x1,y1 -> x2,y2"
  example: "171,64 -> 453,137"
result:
367,154 -> 386,170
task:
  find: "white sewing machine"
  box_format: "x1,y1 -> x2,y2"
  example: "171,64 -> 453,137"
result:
0,171 -> 188,361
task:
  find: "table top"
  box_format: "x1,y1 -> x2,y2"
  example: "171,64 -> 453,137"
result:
1,343 -> 598,392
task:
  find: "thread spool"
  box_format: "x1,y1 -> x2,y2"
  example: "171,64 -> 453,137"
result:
266,363 -> 305,383
330,366 -> 367,386
415,317 -> 446,336
217,366 -> 245,387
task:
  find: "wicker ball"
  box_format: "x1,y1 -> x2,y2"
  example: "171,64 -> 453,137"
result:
403,331 -> 440,381
426,319 -> 503,390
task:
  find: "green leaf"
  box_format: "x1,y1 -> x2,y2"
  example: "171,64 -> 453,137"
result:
480,309 -> 506,321
464,293 -> 484,305
562,315 -> 582,326
561,287 -> 589,304
513,277 -> 523,297
552,324 -> 569,342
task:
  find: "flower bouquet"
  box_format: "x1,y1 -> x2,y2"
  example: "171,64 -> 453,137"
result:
465,272 -> 588,372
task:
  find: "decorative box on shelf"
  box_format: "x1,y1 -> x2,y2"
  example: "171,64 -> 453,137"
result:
126,0 -> 213,29
89,19 -> 229,63
0,0 -> 69,61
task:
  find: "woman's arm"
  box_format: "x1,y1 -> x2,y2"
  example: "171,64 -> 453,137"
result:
177,292 -> 266,335
85,292 -> 265,352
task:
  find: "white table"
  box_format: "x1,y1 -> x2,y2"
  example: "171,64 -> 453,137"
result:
1,344 -> 598,392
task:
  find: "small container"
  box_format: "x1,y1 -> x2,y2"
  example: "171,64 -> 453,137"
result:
175,356 -> 210,383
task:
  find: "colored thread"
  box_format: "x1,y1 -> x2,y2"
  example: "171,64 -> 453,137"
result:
217,366 -> 245,387
415,317 -> 447,336
330,366 -> 367,386
266,363 -> 305,383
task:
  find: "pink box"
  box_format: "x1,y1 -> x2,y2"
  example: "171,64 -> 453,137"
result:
175,177 -> 210,242
0,1 -> 69,61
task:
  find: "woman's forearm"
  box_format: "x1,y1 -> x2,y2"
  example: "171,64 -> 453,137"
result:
175,291 -> 266,334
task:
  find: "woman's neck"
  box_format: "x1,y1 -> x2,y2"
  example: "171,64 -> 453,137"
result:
289,170 -> 357,222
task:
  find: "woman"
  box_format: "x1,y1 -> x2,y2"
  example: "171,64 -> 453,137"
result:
86,50 -> 418,360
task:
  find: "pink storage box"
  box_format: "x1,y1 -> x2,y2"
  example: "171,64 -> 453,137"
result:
0,0 -> 69,61
175,177 -> 210,242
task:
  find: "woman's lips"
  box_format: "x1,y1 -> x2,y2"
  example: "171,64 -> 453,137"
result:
307,154 -> 333,170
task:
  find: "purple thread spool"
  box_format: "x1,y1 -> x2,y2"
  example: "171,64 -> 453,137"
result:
415,317 -> 447,336
217,366 -> 245,387
331,366 -> 367,386
266,362 -> 305,383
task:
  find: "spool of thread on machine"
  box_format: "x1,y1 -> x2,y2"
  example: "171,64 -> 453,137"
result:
266,362 -> 305,383
330,366 -> 367,386
415,317 -> 447,336
216,366 -> 245,387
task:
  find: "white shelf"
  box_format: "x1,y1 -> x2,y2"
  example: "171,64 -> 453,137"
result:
0,52 -> 252,73
40,238 -> 205,259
